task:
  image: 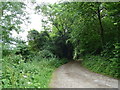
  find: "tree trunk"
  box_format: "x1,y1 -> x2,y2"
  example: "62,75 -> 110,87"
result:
97,6 -> 104,50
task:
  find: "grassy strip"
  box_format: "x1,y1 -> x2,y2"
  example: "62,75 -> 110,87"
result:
2,55 -> 68,88
82,55 -> 120,79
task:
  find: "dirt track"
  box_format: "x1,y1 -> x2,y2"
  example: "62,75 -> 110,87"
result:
49,61 -> 118,88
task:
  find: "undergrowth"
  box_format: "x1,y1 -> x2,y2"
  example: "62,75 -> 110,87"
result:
2,55 -> 68,88
82,55 -> 120,79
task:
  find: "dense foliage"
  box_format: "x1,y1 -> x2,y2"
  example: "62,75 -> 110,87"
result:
1,2 -> 69,88
1,1 -> 120,88
37,2 -> 120,57
35,2 -> 120,78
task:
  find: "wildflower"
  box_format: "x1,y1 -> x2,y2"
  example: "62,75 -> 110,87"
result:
27,82 -> 31,84
23,75 -> 27,78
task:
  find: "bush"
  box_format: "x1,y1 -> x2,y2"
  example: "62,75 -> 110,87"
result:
2,44 -> 12,57
35,50 -> 56,59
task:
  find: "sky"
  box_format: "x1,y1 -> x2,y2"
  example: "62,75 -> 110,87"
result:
12,0 -> 60,41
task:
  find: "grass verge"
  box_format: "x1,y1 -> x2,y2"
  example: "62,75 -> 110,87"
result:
82,55 -> 119,79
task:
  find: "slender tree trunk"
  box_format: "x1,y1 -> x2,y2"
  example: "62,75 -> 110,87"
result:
97,6 -> 104,49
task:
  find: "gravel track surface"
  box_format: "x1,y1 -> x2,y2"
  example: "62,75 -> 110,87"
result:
49,61 -> 118,88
